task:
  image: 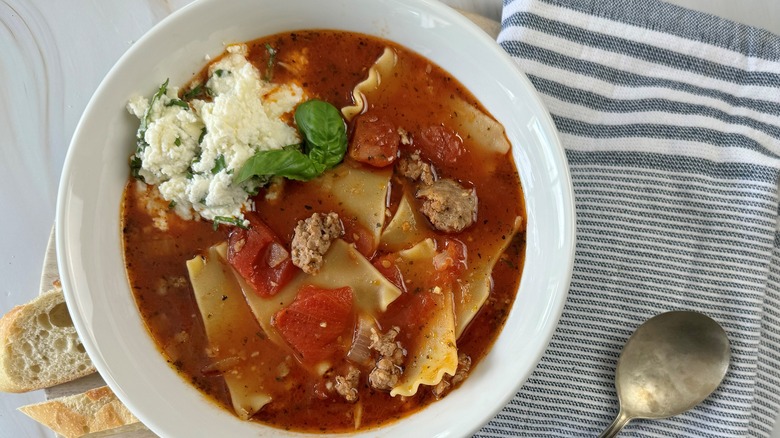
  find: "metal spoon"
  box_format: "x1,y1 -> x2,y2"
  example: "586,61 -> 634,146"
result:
599,311 -> 731,437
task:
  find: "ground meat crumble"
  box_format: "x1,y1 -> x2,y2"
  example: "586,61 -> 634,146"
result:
397,150 -> 435,186
290,212 -> 343,274
368,326 -> 406,391
334,367 -> 361,403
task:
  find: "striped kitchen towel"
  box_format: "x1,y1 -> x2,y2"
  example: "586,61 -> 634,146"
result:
478,0 -> 780,437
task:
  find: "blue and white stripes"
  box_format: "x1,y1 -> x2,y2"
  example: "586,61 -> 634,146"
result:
478,0 -> 780,436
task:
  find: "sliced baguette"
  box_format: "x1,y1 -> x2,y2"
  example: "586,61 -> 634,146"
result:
0,288 -> 95,392
19,385 -> 144,438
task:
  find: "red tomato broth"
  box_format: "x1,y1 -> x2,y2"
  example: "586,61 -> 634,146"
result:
121,30 -> 525,433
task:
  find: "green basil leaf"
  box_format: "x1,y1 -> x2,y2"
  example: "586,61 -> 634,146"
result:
294,99 -> 347,169
234,148 -> 325,184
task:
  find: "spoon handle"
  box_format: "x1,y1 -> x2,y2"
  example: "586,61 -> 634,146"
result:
599,409 -> 632,438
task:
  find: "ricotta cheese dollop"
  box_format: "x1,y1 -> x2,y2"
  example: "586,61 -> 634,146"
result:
127,44 -> 304,224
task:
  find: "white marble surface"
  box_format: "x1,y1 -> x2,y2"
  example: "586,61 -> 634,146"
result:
1,0 -> 779,437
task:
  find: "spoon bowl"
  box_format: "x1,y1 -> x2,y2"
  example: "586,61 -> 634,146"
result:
600,311 -> 731,437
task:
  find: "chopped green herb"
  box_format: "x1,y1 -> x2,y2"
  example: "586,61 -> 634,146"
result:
264,43 -> 278,81
174,137 -> 182,146
137,79 -> 169,151
211,155 -> 227,174
164,99 -> 189,109
500,256 -> 517,270
198,127 -> 207,144
130,156 -> 145,182
183,83 -> 213,101
185,169 -> 194,180
131,79 -> 169,180
168,200 -> 177,209
214,69 -> 227,77
212,216 -> 248,230
245,185 -> 261,196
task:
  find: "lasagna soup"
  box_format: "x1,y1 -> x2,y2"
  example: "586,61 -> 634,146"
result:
122,30 -> 525,432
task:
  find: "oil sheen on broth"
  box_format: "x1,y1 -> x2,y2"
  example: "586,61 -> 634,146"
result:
121,30 -> 525,432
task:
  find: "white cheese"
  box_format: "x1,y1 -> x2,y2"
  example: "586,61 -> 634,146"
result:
127,44 -> 305,223
137,88 -> 203,185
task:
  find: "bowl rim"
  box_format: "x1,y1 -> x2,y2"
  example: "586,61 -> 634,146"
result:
55,0 -> 575,436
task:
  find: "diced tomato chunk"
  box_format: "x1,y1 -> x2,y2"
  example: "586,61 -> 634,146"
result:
372,254 -> 406,292
341,217 -> 376,258
381,289 -> 439,334
227,212 -> 295,297
415,124 -> 464,166
349,114 -> 399,167
432,238 -> 467,286
272,285 -> 354,362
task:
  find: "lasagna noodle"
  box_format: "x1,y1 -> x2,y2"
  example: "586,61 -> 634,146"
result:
186,243 -> 272,420
341,47 -> 397,121
449,97 -> 510,156
391,239 -> 458,397
454,217 -> 522,337
315,163 -> 391,250
379,190 -> 433,252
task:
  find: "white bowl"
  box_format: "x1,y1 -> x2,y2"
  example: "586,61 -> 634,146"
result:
56,0 -> 575,436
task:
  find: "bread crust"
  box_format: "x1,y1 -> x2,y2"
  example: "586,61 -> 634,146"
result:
18,385 -> 141,438
0,288 -> 96,392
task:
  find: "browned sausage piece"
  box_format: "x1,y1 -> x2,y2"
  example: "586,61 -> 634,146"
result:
416,179 -> 477,233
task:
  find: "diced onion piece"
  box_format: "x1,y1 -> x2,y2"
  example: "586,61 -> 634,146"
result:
354,401 -> 363,430
267,242 -> 289,268
432,250 -> 454,271
201,356 -> 242,375
347,315 -> 376,366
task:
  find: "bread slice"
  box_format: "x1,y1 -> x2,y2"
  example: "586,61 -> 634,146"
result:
0,288 -> 95,392
19,385 -> 143,438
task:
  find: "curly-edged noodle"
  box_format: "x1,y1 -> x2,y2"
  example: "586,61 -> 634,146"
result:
455,216 -> 522,337
390,239 -> 458,397
379,190 -> 434,252
450,96 -> 510,156
341,47 -> 397,121
186,243 -> 272,420
316,163 -> 392,250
